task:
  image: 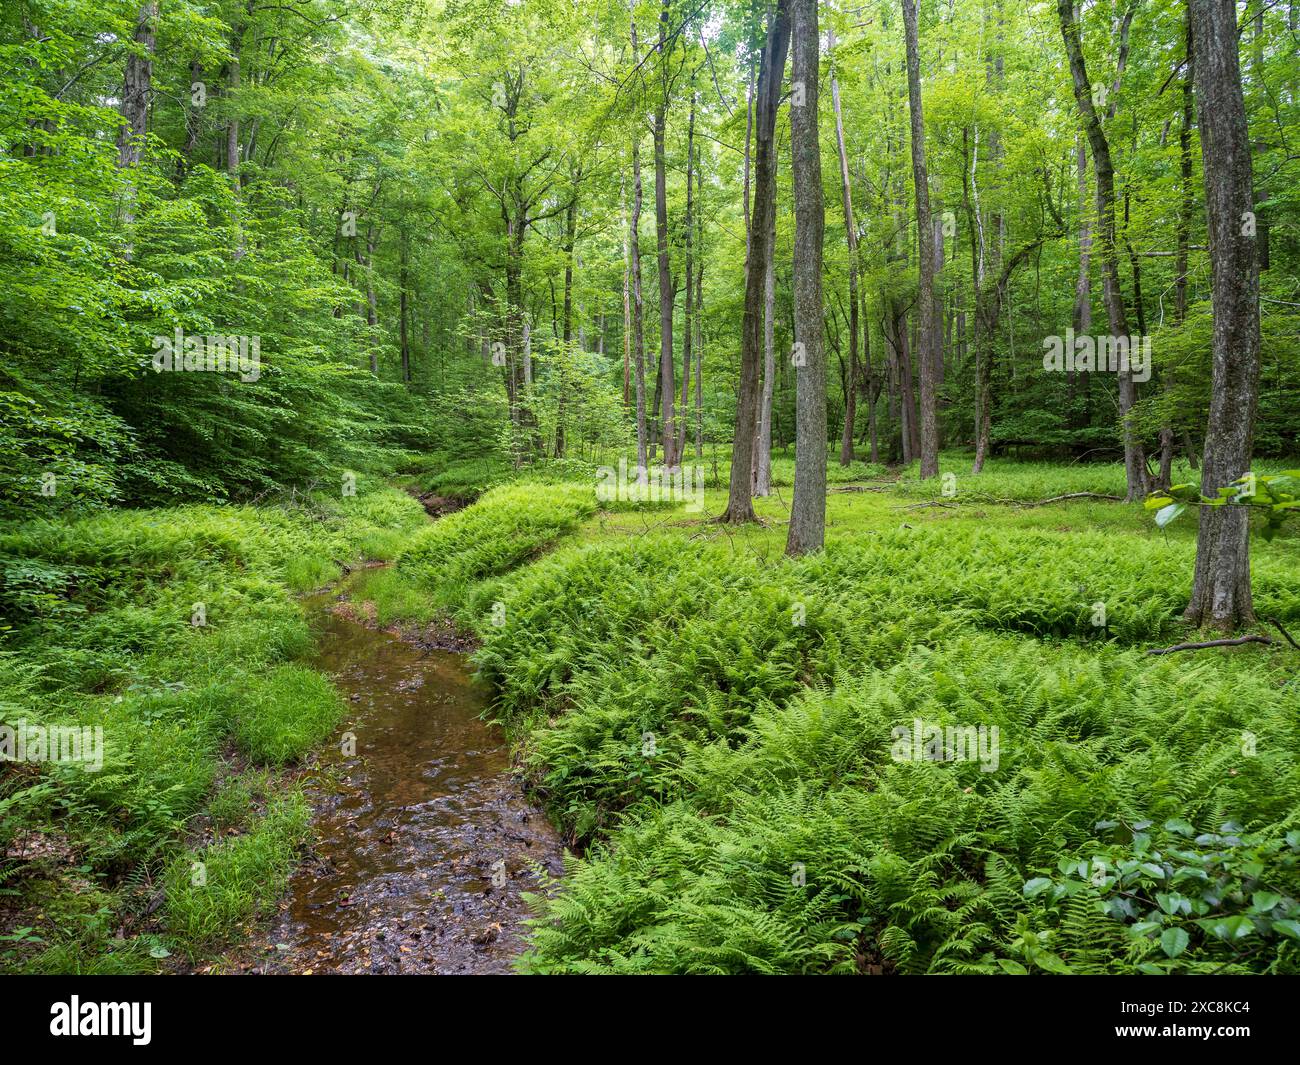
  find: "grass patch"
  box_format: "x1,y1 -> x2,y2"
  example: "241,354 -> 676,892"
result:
396,481 -> 596,616
0,485 -> 426,972
163,791 -> 312,955
228,665 -> 347,766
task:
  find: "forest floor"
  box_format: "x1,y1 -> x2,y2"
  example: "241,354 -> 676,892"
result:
4,450 -> 1300,974
232,566 -> 562,976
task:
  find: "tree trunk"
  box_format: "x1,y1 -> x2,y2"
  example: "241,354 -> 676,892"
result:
1158,12 -> 1197,491
722,0 -> 789,523
743,56 -> 755,267
226,23 -> 241,181
630,14 -> 649,483
399,227 -> 411,384
695,203 -> 704,460
754,178 -> 776,497
1072,133 -> 1093,429
678,81 -> 696,462
559,181 -> 579,459
1057,0 -> 1148,500
115,1 -> 158,254
830,28 -> 858,467
365,226 -> 378,375
1183,0 -> 1262,630
863,284 -> 879,463
654,0 -> 677,470
622,173 -> 631,410
902,0 -> 940,479
116,2 -> 157,172
785,0 -> 826,557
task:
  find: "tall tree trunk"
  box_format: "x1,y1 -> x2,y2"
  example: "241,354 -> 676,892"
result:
365,226 -> 378,375
1183,0 -> 1262,630
1057,0 -> 1148,500
630,13 -> 649,483
695,202 -> 704,460
830,28 -> 858,467
743,56 -> 755,267
722,0 -> 790,523
182,59 -> 203,163
399,227 -> 411,384
116,2 -> 157,172
226,22 -> 241,181
678,81 -> 696,462
1175,13 -> 1198,473
902,0 -> 940,478
1072,133 -> 1093,430
622,173 -> 631,410
786,0 -> 826,556
654,0 -> 677,470
559,183 -> 579,459
115,1 -> 158,253
754,176 -> 776,497
863,285 -> 880,463
1157,12 -> 1197,490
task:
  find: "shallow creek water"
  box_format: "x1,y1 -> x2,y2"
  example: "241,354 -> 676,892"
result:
255,568 -> 563,975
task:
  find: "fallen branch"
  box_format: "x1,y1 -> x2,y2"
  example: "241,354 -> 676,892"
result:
1266,617 -> 1300,652
828,483 -> 898,494
894,501 -> 958,511
1012,492 -> 1125,507
1145,634 -> 1273,656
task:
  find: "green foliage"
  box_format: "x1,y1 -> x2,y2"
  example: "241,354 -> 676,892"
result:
1149,470 -> 1300,541
1026,819 -> 1300,974
410,479 -> 1300,974
227,665 -> 346,766
163,791 -> 312,956
0,485 -> 422,971
396,481 -> 595,614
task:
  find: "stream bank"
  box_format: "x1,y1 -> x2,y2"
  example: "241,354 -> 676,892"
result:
248,567 -> 562,974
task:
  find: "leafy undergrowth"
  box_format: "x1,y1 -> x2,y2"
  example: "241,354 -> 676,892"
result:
0,486 -> 427,972
396,481 -> 596,619
454,464 -> 1300,974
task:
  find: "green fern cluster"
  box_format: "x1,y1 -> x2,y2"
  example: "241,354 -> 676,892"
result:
447,481 -> 1300,973
396,481 -> 596,615
513,632 -> 1298,973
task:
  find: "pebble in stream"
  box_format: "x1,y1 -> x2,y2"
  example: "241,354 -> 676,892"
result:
257,579 -> 564,975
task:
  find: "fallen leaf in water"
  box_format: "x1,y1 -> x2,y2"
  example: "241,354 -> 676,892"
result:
472,922 -> 501,945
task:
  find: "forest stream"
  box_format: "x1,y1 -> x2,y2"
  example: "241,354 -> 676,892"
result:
249,567 -> 563,975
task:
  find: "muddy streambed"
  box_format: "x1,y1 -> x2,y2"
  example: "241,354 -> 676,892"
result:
255,568 -> 563,974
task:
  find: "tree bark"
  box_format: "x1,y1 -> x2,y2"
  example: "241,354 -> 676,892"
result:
622,172 -> 631,410
678,80 -> 696,462
630,16 -> 649,484
1183,0 -> 1262,630
785,0 -> 826,556
115,1 -> 158,253
721,0 -> 789,523
830,28 -> 858,467
654,0 -> 677,470
399,226 -> 411,384
754,173 -> 776,497
695,200 -> 704,460
1057,0 -> 1148,500
1158,12 -> 1197,490
116,2 -> 158,172
902,0 -> 940,479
